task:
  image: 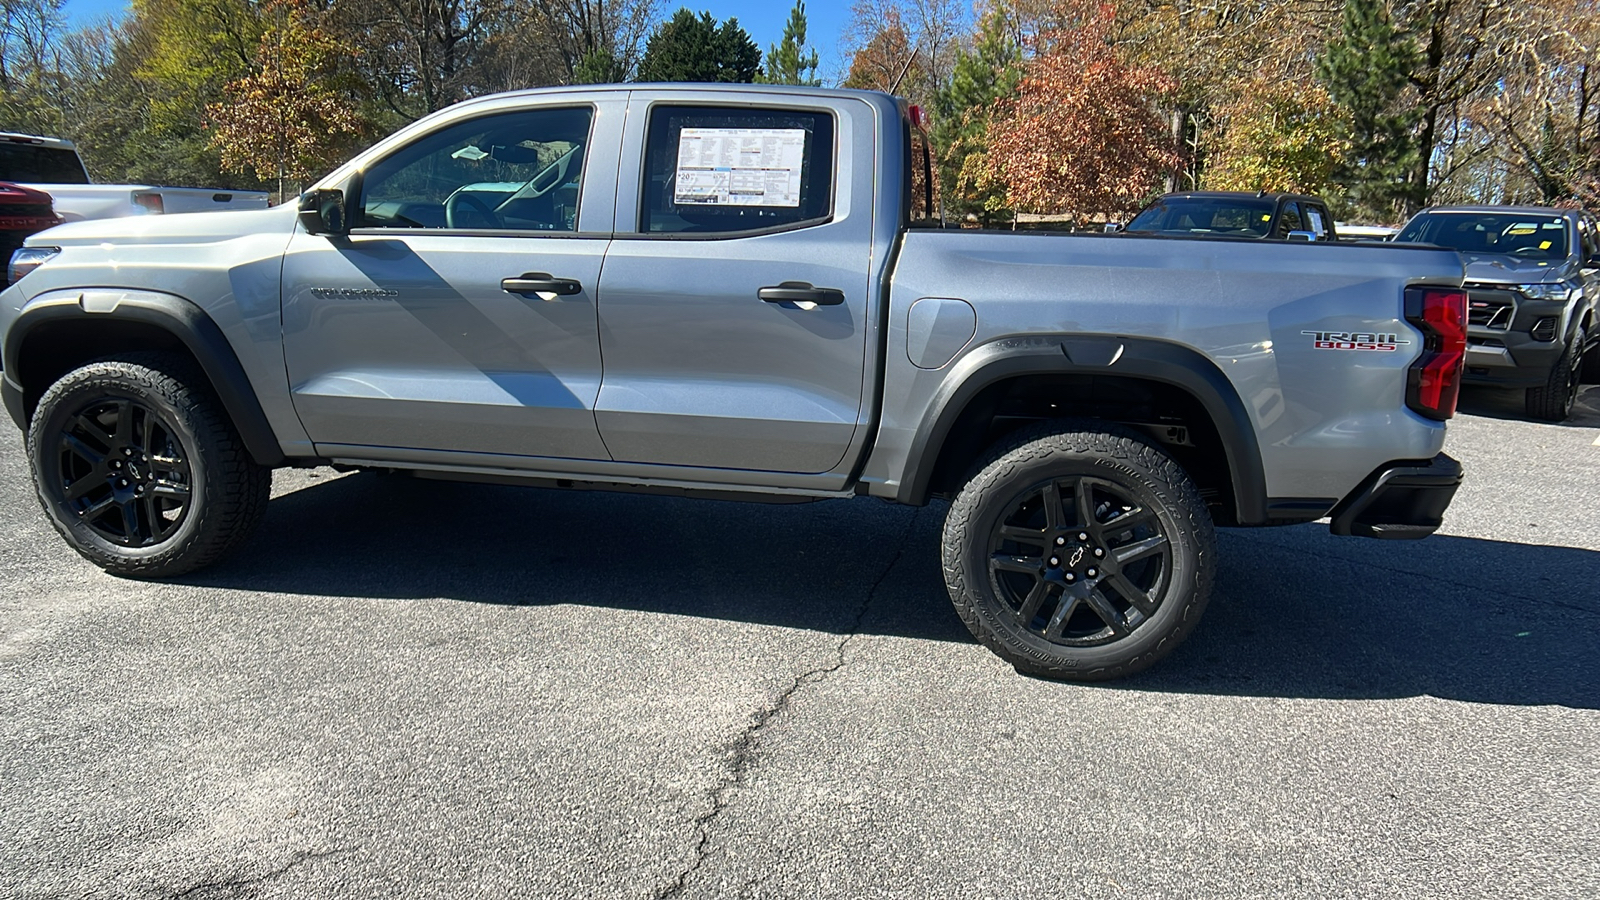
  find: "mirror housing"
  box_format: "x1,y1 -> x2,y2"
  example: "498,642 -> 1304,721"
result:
298,189 -> 346,235
1286,230 -> 1317,242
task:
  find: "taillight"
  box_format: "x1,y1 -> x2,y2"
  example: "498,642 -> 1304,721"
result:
132,191 -> 164,214
1404,286 -> 1467,420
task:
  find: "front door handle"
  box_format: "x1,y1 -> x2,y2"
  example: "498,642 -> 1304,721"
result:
758,281 -> 845,309
502,273 -> 583,298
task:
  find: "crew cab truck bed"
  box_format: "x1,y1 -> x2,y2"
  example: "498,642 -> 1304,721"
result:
0,85 -> 1468,680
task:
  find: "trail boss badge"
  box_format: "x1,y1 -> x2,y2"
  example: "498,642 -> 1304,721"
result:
1302,331 -> 1412,352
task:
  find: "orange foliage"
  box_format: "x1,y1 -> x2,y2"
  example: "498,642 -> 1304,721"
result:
984,0 -> 1180,221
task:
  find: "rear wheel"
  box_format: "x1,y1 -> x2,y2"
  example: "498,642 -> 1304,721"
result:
942,421 -> 1215,681
1526,326 -> 1583,421
27,355 -> 270,577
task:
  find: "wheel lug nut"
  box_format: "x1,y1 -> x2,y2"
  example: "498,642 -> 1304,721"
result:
1048,557 -> 1060,567
1064,573 -> 1076,582
1093,548 -> 1104,558
1078,532 -> 1088,541
1055,536 -> 1066,546
1087,567 -> 1098,577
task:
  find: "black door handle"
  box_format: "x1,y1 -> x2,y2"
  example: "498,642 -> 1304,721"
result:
758,281 -> 846,308
502,273 -> 583,297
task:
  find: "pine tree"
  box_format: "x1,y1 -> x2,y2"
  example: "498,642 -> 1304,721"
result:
756,0 -> 820,86
636,9 -> 761,84
1316,0 -> 1419,221
931,2 -> 1021,225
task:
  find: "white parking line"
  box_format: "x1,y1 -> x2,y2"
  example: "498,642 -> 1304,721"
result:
1593,433 -> 1600,446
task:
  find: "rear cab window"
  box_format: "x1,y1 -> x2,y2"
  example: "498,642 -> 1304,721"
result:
637,105 -> 834,235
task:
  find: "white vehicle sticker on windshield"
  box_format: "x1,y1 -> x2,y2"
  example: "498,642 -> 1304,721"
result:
674,127 -> 806,207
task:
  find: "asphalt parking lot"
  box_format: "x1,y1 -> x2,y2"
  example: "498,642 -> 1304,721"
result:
2,385 -> 1597,899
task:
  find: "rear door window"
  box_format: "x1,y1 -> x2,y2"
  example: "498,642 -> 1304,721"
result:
638,105 -> 834,235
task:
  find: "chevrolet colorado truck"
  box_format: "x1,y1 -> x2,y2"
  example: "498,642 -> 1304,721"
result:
0,85 -> 1469,680
1395,206 -> 1600,421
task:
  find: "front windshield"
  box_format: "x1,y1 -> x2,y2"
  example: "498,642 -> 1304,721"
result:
1126,197 -> 1275,237
1396,213 -> 1570,260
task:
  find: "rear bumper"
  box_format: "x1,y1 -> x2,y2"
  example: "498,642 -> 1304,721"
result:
1328,453 -> 1463,540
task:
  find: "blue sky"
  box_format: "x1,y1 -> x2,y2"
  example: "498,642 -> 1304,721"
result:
60,0 -> 861,80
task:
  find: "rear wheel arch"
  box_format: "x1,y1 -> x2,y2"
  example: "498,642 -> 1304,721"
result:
900,337 -> 1268,526
5,291 -> 285,468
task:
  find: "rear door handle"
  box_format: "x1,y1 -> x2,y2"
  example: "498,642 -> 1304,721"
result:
758,281 -> 845,309
502,273 -> 583,298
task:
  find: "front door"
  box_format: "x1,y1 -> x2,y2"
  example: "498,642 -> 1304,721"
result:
593,98 -> 875,475
282,102 -> 617,463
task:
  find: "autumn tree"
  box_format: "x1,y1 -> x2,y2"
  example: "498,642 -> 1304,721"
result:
984,0 -> 1180,223
206,0 -> 367,198
1204,79 -> 1351,197
756,0 -> 820,86
635,9 -> 760,83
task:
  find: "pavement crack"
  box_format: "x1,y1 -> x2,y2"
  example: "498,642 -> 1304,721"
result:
652,506 -> 924,900
168,847 -> 357,899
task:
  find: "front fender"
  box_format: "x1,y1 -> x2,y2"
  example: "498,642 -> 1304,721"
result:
2,288 -> 285,467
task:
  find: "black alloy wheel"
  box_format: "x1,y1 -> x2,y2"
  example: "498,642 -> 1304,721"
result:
28,355 -> 271,577
988,475 -> 1172,647
943,420 -> 1215,681
47,397 -> 194,547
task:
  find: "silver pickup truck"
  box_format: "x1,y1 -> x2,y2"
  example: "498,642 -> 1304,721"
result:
0,85 -> 1469,680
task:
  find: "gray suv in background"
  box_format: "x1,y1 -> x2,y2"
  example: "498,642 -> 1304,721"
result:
1396,206 -> 1599,420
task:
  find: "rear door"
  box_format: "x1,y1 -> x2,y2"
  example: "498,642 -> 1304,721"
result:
592,95 -> 876,474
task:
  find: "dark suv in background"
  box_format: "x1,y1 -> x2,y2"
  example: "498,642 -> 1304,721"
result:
1396,206 -> 1599,421
1121,192 -> 1340,241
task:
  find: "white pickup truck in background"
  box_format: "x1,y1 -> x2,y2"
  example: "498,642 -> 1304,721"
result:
0,132 -> 268,222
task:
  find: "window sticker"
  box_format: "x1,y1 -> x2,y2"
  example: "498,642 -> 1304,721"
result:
1540,241 -> 1552,249
674,128 -> 806,207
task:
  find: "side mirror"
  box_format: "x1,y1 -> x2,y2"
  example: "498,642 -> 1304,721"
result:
298,189 -> 346,235
1286,230 -> 1316,242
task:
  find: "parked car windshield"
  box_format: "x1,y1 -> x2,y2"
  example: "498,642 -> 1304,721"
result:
1125,197 -> 1275,237
0,144 -> 90,183
1396,212 -> 1569,260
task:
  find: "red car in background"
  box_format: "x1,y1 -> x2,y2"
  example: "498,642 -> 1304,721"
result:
0,181 -> 61,279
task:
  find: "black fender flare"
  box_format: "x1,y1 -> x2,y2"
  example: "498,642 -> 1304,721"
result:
897,335 -> 1269,524
2,289 -> 285,467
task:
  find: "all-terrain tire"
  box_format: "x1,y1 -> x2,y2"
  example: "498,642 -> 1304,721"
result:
1526,326 -> 1584,422
942,420 -> 1216,681
27,353 -> 271,577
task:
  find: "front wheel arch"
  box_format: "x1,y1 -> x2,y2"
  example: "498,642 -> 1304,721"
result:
5,290 -> 284,468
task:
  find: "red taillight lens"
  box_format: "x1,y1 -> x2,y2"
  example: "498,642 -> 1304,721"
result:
1404,287 -> 1467,420
133,191 -> 163,214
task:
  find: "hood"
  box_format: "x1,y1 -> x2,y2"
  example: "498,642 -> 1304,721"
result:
1459,252 -> 1574,285
25,203 -> 297,247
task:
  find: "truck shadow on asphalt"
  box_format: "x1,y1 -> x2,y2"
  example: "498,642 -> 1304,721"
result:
190,470 -> 1600,709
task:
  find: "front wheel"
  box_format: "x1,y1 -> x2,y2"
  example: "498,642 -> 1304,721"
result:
27,354 -> 271,577
1525,326 -> 1583,422
942,421 -> 1216,681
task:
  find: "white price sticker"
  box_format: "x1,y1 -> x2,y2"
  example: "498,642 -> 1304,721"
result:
674,127 -> 806,208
